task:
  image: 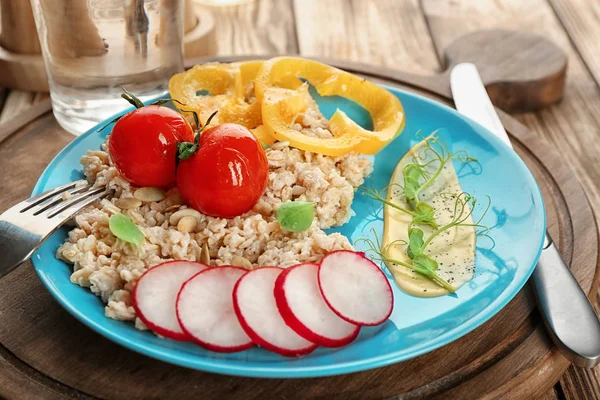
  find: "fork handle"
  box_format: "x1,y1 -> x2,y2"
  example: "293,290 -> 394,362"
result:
532,232 -> 600,367
0,221 -> 42,278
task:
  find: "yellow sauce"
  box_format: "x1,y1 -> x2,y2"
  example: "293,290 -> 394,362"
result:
382,139 -> 476,297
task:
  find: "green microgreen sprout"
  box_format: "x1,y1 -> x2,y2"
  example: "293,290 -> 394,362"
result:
360,193 -> 491,292
421,192 -> 492,249
357,133 -> 491,293
410,135 -> 478,201
357,229 -> 456,293
361,185 -> 438,228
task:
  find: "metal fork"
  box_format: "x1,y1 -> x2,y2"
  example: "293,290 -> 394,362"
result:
0,180 -> 108,278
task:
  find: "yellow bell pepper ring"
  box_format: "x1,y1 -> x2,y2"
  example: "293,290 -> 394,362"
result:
169,63 -> 239,106
169,61 -> 264,129
255,57 -> 405,154
261,85 -> 364,156
250,125 -> 276,146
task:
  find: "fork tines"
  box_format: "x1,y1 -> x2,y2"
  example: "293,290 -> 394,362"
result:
19,180 -> 108,219
46,187 -> 107,219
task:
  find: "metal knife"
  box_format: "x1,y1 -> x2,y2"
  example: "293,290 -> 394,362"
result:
450,62 -> 600,368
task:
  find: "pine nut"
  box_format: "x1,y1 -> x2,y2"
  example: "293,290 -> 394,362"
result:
133,187 -> 166,202
231,256 -> 252,270
114,198 -> 142,209
177,216 -> 197,233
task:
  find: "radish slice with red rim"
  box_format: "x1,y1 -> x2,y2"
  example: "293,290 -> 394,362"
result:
176,266 -> 253,352
318,250 -> 393,326
233,267 -> 317,357
274,263 -> 359,347
132,260 -> 208,341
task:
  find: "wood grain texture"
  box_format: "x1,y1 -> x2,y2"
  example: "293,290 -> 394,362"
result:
0,45 -> 48,92
539,387 -> 561,400
0,97 -> 52,145
442,29 -> 567,112
183,4 -> 217,58
0,91 -> 48,124
212,0 -> 298,56
560,364 -> 600,400
184,0 -> 197,32
0,0 -> 41,54
293,0 -> 438,75
549,0 -> 600,89
0,90 -> 51,145
421,0 -> 600,230
558,295 -> 600,400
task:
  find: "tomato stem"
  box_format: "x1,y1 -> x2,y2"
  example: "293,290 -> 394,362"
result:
177,110 -> 219,160
121,87 -> 145,109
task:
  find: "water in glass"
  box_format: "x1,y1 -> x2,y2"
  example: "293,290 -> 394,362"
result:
30,0 -> 185,135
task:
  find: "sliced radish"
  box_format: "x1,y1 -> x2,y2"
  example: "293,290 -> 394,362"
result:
132,261 -> 207,341
233,267 -> 317,357
318,250 -> 393,326
274,263 -> 360,347
176,266 -> 253,352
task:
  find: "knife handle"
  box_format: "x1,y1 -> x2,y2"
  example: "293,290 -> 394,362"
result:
532,233 -> 600,367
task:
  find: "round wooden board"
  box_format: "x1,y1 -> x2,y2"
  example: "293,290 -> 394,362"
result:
0,57 -> 597,400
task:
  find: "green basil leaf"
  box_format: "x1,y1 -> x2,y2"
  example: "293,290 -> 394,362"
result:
276,201 -> 315,233
109,214 -> 145,248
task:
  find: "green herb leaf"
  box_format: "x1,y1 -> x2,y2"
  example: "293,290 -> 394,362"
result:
404,164 -> 422,181
276,201 -> 315,232
407,228 -> 425,259
109,214 -> 145,249
412,254 -> 457,292
412,201 -> 438,228
402,163 -> 422,203
261,142 -> 270,150
404,178 -> 420,203
412,254 -> 437,272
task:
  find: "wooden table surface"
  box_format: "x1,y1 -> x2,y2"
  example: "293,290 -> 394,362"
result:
2,0 -> 600,398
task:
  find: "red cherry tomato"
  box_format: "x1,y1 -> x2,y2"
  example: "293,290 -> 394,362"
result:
109,105 -> 194,187
176,123 -> 269,218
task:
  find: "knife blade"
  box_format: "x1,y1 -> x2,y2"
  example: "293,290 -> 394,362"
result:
450,62 -> 600,368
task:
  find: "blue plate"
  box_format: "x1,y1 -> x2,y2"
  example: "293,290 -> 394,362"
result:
31,86 -> 545,378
